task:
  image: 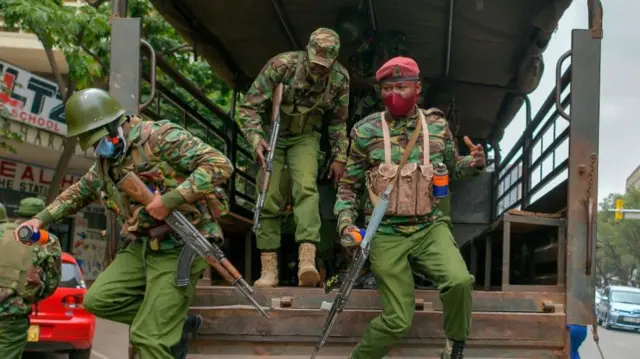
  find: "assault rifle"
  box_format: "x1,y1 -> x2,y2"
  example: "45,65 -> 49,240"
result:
310,184 -> 391,359
252,83 -> 284,232
117,172 -> 269,318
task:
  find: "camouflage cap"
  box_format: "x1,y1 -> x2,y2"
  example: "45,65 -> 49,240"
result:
16,197 -> 46,218
307,27 -> 341,68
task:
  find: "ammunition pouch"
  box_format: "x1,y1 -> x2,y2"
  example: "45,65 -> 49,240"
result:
279,105 -> 324,136
365,110 -> 436,217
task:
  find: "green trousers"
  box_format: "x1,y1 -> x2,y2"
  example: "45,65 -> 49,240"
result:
256,134 -> 321,250
83,242 -> 206,359
351,221 -> 473,359
0,316 -> 28,359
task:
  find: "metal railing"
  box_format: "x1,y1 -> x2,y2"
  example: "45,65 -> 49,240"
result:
494,64 -> 572,217
139,55 -> 258,220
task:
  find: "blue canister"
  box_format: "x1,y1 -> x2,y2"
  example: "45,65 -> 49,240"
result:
433,164 -> 450,198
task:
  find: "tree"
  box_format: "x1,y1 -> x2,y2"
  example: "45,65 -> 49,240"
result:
0,0 -> 235,203
0,79 -> 24,153
596,191 -> 640,287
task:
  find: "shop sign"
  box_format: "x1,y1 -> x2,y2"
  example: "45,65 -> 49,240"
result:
0,60 -> 66,135
0,158 -> 81,197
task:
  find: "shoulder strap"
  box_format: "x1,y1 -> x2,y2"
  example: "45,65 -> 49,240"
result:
379,113 -> 392,165
418,110 -> 430,165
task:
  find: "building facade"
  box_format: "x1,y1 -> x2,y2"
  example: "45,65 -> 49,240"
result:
0,1 -> 108,280
626,165 -> 640,192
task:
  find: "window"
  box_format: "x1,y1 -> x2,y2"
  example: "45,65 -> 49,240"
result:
59,262 -> 85,289
611,290 -> 640,305
84,212 -> 107,230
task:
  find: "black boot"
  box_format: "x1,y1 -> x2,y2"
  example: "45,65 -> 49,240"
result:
171,314 -> 203,359
441,339 -> 465,359
450,340 -> 465,359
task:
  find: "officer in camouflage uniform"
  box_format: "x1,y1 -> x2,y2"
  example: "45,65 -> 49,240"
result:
16,88 -> 234,359
0,198 -> 61,359
335,57 -> 486,359
236,27 -> 350,288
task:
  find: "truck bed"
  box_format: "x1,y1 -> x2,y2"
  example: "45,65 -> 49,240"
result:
187,287 -> 566,358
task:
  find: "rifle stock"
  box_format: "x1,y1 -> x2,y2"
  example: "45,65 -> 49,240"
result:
118,172 -> 155,205
252,83 -> 284,232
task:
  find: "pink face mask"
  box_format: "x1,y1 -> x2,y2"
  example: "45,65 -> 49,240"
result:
383,92 -> 418,117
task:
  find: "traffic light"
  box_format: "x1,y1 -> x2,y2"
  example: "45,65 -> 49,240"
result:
615,198 -> 624,221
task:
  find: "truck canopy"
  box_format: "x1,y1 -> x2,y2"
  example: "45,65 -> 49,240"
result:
132,0 -> 600,357
150,0 -> 572,141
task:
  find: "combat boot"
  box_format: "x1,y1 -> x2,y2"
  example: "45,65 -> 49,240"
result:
298,243 -> 320,287
441,338 -> 465,359
171,314 -> 203,359
254,252 -> 279,288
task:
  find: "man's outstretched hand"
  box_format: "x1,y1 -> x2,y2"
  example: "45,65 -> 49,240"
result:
463,136 -> 486,169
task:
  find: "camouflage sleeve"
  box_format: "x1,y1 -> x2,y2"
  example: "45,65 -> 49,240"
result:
327,75 -> 350,163
152,124 -> 234,211
35,235 -> 62,301
443,123 -> 482,180
334,126 -> 368,233
236,55 -> 288,152
35,165 -> 102,226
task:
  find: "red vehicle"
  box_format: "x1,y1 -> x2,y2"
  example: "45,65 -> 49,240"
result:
24,252 -> 96,359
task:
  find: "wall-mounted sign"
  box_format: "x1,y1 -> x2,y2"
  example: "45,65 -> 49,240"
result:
0,60 -> 66,135
2,116 -> 92,158
0,158 -> 81,197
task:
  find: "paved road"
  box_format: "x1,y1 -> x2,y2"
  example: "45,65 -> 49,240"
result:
23,318 -> 639,358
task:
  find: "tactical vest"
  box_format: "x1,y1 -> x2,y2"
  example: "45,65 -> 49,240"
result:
365,110 -> 436,217
98,117 -> 229,237
277,60 -> 336,137
0,222 -> 34,297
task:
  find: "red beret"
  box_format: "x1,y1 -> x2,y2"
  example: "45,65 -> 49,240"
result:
375,56 -> 420,82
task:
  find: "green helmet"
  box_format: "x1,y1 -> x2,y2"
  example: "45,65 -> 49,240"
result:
65,88 -> 126,150
0,203 -> 7,223
16,197 -> 46,218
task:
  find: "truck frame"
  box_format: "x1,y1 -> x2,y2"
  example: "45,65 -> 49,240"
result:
104,0 -> 603,357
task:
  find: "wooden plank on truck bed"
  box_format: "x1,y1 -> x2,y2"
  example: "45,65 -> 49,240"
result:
188,307 -> 565,355
193,287 -> 565,313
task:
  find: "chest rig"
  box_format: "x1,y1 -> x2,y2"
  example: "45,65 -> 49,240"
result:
276,58 -> 336,137
365,109 -> 437,217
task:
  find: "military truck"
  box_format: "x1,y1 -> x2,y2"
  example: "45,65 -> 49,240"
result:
105,0 -> 602,357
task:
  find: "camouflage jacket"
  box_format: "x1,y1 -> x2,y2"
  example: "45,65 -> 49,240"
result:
35,118 -> 234,248
334,108 -> 483,236
236,51 -> 350,163
0,222 -> 61,318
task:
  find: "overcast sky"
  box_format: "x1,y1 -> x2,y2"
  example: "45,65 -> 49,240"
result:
499,0 -> 635,202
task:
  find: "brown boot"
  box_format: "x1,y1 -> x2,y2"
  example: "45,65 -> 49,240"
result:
254,252 -> 279,288
297,243 -> 320,287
